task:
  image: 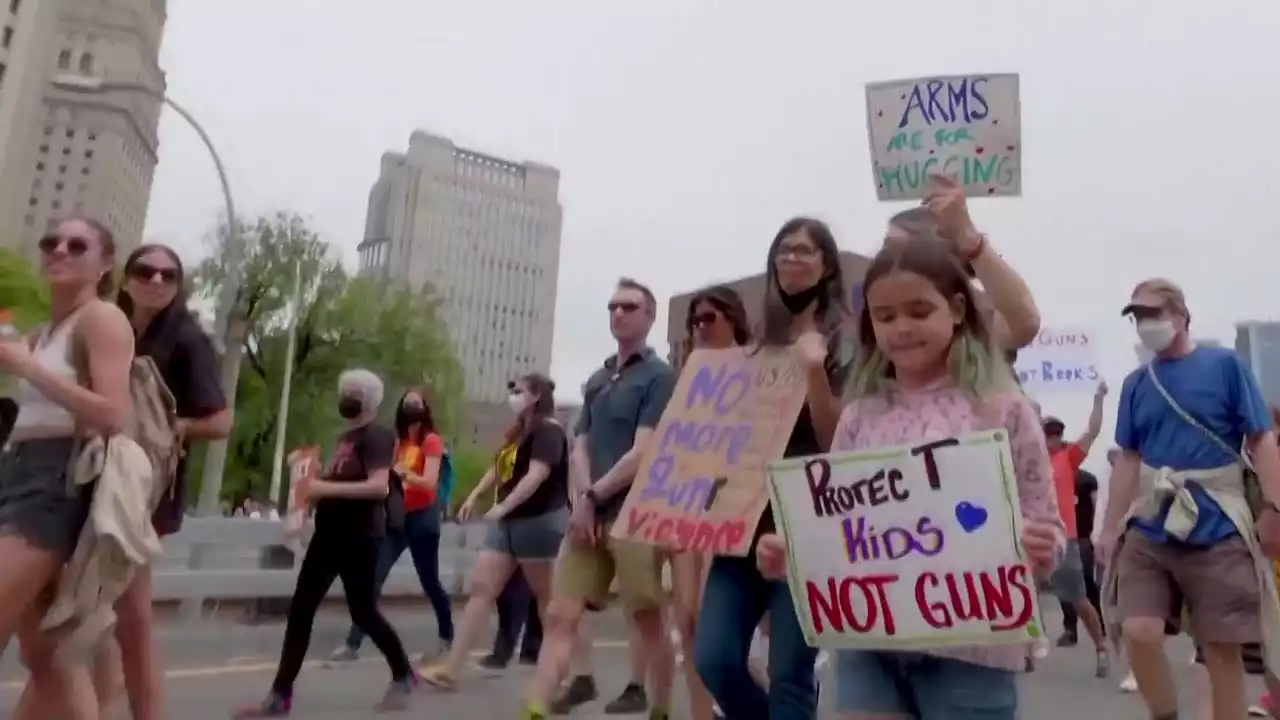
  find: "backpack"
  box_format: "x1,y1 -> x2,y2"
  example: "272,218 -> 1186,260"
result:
52,303 -> 182,513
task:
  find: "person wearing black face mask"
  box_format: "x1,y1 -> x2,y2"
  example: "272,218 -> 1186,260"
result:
235,369 -> 417,718
695,217 -> 850,720
331,388 -> 456,664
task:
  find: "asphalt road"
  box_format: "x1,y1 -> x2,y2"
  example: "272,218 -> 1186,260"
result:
0,601 -> 1265,718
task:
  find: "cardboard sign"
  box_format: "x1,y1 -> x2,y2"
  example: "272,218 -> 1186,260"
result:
1013,327 -> 1100,394
613,346 -> 807,556
766,430 -> 1043,650
286,445 -> 321,510
865,73 -> 1021,201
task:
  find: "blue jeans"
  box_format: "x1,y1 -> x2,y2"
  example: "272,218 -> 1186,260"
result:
834,650 -> 1017,719
345,508 -> 454,649
693,554 -> 817,720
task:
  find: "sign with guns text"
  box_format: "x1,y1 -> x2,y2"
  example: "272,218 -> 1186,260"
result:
613,346 -> 808,557
766,430 -> 1043,649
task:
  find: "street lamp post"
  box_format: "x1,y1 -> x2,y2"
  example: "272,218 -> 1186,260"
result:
51,74 -> 246,515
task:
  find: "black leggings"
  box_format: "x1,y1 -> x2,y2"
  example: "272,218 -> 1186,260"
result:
272,531 -> 412,696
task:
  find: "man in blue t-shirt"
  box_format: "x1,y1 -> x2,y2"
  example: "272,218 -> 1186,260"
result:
1100,278 -> 1280,720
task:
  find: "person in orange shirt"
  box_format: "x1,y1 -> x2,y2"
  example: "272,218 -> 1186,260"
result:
1042,380 -> 1109,679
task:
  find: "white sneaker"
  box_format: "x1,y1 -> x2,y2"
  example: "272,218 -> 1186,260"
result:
1119,672 -> 1138,693
1033,637 -> 1051,659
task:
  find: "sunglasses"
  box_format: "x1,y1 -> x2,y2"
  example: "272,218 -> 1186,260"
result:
1123,305 -> 1164,321
608,301 -> 641,314
692,312 -> 719,329
128,262 -> 180,285
38,234 -> 90,257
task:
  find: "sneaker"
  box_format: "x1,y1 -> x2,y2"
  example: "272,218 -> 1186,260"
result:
604,683 -> 649,714
1056,632 -> 1079,648
1032,637 -> 1051,659
374,675 -> 417,712
1095,650 -> 1110,678
549,675 -> 598,714
328,645 -> 359,664
521,701 -> 548,720
1119,671 -> 1138,693
420,664 -> 458,692
418,640 -> 452,665
475,653 -> 510,676
231,692 -> 291,718
1247,691 -> 1273,717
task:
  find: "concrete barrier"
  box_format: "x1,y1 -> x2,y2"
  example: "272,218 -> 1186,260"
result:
154,517 -> 488,609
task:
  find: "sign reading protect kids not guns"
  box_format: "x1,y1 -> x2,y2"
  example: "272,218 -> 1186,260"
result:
765,430 -> 1043,649
866,73 -> 1021,201
612,346 -> 807,557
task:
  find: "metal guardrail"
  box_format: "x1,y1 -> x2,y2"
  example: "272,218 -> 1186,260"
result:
153,517 -> 487,606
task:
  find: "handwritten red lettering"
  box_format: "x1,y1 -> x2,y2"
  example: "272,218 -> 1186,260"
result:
805,575 -> 900,636
913,565 -> 1033,631
622,507 -> 746,554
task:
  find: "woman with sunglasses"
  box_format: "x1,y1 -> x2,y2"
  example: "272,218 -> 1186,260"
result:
85,245 -> 231,719
673,285 -> 751,720
1,216 -> 135,720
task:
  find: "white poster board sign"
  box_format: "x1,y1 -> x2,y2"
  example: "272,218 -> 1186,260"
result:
865,73 -> 1021,201
765,429 -> 1042,650
1013,327 -> 1100,394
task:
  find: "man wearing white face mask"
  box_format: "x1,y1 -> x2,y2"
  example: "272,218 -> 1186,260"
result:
1099,278 -> 1280,720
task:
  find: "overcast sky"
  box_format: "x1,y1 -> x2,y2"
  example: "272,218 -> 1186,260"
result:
144,0 -> 1279,475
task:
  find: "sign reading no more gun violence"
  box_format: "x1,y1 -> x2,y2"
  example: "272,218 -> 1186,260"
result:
866,73 -> 1022,201
766,429 -> 1043,650
613,346 -> 807,557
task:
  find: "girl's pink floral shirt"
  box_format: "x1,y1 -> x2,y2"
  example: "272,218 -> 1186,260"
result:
831,385 -> 1064,672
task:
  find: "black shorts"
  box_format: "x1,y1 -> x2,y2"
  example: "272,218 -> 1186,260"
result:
0,438 -> 90,556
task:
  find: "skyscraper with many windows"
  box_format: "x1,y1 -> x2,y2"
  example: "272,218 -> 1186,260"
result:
9,0 -> 167,253
358,130 -> 563,404
0,0 -> 61,248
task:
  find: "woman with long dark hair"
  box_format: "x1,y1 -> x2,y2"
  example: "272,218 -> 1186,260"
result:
422,372 -> 570,690
693,218 -> 849,720
76,243 -> 233,719
331,388 -> 455,662
673,285 -> 750,720
1,216 -> 134,720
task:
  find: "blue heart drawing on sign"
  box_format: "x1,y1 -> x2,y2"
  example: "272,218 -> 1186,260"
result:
955,502 -> 989,533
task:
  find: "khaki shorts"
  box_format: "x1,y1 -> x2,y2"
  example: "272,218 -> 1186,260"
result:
553,520 -> 663,612
1116,529 -> 1260,644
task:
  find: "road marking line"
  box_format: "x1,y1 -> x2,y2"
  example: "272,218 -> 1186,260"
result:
0,640 -> 632,689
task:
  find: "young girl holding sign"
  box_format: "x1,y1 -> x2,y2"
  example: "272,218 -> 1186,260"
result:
757,234 -> 1063,719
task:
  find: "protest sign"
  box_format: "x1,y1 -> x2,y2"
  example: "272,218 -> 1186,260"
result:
283,446 -> 321,546
1013,327 -> 1100,394
766,429 -> 1042,650
865,73 -> 1021,201
613,346 -> 807,556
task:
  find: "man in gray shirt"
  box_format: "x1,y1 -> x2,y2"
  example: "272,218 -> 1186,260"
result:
523,278 -> 677,720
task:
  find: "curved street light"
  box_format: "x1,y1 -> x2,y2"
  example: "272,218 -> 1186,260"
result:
51,73 -> 244,516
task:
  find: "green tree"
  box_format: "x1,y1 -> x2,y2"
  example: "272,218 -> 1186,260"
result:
0,248 -> 50,329
190,213 -> 466,506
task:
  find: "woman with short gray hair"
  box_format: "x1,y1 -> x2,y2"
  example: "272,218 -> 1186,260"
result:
234,368 -> 417,717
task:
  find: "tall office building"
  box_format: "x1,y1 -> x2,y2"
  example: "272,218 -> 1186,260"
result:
1236,321 -> 1280,405
358,130 -> 563,405
0,0 -> 62,248
21,0 -> 167,255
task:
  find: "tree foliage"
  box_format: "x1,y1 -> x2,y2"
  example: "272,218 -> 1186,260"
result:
0,248 -> 50,329
190,213 -> 466,506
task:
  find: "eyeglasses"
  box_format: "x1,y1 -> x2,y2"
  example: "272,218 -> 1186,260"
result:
775,244 -> 820,261
608,301 -> 641,314
38,234 -> 89,257
128,262 -> 180,285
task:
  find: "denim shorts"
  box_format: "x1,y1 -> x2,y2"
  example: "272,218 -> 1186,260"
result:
835,650 -> 1017,719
